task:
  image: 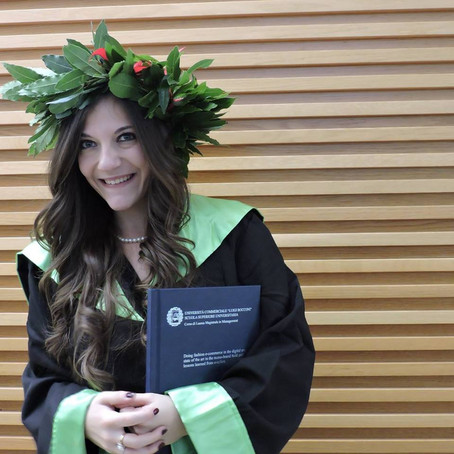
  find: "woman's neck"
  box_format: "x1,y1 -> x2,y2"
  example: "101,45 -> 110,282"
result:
114,207 -> 148,240
115,211 -> 150,282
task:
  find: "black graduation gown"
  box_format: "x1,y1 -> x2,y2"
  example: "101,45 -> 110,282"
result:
18,210 -> 315,454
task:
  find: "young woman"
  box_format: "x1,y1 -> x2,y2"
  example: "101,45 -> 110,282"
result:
4,22 -> 315,454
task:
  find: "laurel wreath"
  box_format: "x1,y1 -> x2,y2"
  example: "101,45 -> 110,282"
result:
0,21 -> 234,177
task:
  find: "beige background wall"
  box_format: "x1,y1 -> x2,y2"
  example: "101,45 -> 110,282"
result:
0,1 -> 453,452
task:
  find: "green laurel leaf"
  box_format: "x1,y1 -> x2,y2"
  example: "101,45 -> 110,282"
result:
42,55 -> 72,74
63,43 -> 105,77
104,35 -> 127,59
186,59 -> 213,75
0,79 -> 22,97
3,63 -> 43,84
66,39 -> 90,52
93,20 -> 108,49
36,119 -> 59,152
48,89 -> 83,114
28,115 -> 55,143
108,72 -> 141,100
166,47 -> 181,83
158,86 -> 170,114
124,49 -> 135,73
142,64 -> 164,89
18,74 -> 66,97
55,69 -> 86,91
108,61 -> 124,79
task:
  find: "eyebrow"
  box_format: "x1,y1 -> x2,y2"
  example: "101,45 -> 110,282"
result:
80,125 -> 134,138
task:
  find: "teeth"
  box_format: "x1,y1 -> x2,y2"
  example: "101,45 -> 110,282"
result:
104,175 -> 133,185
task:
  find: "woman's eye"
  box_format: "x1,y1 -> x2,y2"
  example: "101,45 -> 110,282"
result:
79,139 -> 96,150
118,132 -> 136,143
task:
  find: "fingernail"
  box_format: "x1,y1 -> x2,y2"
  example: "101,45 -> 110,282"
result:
162,428 -> 168,435
153,407 -> 159,415
126,392 -> 135,398
159,442 -> 165,450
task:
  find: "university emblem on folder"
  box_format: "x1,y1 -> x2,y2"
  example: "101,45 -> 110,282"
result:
167,307 -> 184,327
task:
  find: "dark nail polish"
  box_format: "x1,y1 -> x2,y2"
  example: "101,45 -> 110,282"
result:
126,392 -> 135,398
153,407 -> 159,415
162,428 -> 168,435
158,442 -> 165,450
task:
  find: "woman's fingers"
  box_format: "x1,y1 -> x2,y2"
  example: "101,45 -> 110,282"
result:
119,401 -> 163,435
93,390 -> 137,408
123,426 -> 167,451
116,392 -> 160,408
116,404 -> 161,428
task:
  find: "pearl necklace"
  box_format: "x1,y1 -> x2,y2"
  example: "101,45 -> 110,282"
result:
117,235 -> 147,244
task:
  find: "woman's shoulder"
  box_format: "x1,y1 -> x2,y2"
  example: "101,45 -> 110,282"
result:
189,193 -> 258,217
17,240 -> 52,274
182,194 -> 263,267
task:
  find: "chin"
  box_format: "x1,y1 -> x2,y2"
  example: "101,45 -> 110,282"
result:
106,201 -> 134,212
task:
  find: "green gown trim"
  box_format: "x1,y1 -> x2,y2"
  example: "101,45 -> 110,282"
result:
49,389 -> 98,452
167,382 -> 255,454
17,194 -> 256,454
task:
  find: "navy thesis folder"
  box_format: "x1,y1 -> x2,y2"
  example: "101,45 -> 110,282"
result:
146,285 -> 261,393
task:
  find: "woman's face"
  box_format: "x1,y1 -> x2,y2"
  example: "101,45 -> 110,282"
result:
78,96 -> 151,217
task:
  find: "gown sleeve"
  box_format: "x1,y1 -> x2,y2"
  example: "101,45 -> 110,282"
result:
222,212 -> 315,453
169,211 -> 315,454
17,256 -> 100,454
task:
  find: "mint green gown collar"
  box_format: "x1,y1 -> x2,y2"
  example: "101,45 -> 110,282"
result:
18,194 -> 256,323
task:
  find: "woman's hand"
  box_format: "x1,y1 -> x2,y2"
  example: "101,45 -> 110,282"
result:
119,393 -> 187,445
85,391 -> 167,453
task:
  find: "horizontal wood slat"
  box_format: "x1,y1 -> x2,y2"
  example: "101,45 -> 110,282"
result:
0,363 -> 26,376
283,440 -> 454,453
262,206 -> 454,222
288,258 -> 454,273
307,310 -> 454,325
213,126 -> 454,143
315,362 -> 454,377
0,338 -> 27,351
274,232 -> 454,247
0,387 -> 23,400
0,436 -> 35,450
301,414 -> 454,428
1,22 -> 454,50
1,0 -> 454,25
315,336 -> 454,351
0,1 -> 320,23
309,388 -> 454,402
214,75 -> 454,93
0,313 -> 27,326
193,180 -> 454,196
303,285 -> 454,299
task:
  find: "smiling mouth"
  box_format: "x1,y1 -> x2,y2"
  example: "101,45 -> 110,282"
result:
102,174 -> 134,185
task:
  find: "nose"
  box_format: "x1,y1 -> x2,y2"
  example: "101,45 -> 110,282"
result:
97,144 -> 121,171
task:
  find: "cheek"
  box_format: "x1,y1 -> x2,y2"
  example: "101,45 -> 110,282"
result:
77,154 -> 92,181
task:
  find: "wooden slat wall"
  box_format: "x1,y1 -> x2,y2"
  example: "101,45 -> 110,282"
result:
1,1 -> 453,452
